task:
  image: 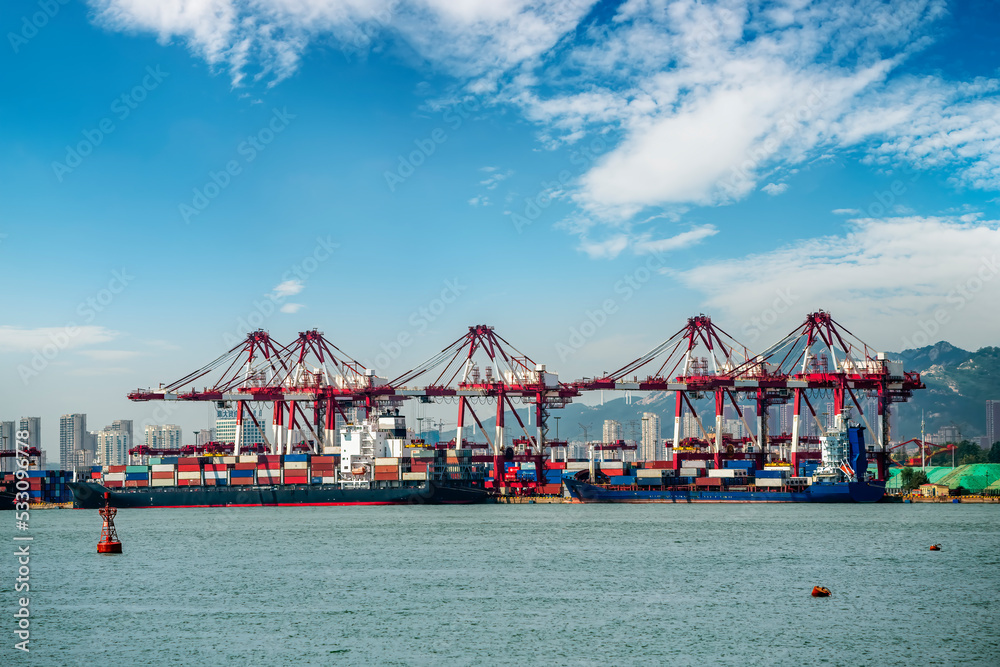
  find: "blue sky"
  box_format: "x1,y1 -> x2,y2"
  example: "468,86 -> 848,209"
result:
2,0 -> 999,454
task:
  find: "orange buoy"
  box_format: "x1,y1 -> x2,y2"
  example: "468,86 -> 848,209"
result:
929,544 -> 941,551
811,586 -> 831,597
97,493 -> 122,554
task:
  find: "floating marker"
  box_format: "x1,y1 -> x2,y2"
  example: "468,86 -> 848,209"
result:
97,492 -> 122,554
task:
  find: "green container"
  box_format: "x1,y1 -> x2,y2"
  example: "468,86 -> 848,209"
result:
125,465 -> 150,472
149,457 -> 162,465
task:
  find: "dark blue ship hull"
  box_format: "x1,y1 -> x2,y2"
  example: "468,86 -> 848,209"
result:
69,481 -> 491,508
564,478 -> 885,503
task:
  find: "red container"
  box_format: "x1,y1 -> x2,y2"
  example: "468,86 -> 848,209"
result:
230,479 -> 254,485
544,462 -> 567,469
151,471 -> 175,480
178,479 -> 201,486
374,473 -> 398,481
234,462 -> 256,470
203,464 -> 227,471
283,476 -> 307,484
125,480 -> 149,488
177,465 -> 201,472
177,457 -> 199,465
696,477 -> 723,486
109,465 -> 127,473
541,484 -> 562,495
649,461 -> 673,469
104,480 -> 124,488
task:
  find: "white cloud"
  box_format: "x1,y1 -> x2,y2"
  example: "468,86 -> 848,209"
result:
77,350 -> 142,361
0,326 -> 118,352
86,0 -> 1000,257
677,216 -> 1000,349
762,182 -> 788,196
633,225 -> 718,254
832,208 -> 862,216
272,279 -> 304,297
280,303 -> 304,313
479,169 -> 513,190
578,235 -> 630,260
88,0 -> 597,85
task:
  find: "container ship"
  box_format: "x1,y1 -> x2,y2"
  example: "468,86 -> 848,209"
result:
564,423 -> 886,503
70,414 -> 490,508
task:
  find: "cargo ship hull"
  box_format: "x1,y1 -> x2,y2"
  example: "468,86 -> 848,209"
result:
564,478 -> 885,503
69,481 -> 491,509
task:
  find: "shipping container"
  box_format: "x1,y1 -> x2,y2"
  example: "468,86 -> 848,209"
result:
755,478 -> 783,487
402,472 -> 428,481
284,461 -> 308,470
608,475 -> 636,485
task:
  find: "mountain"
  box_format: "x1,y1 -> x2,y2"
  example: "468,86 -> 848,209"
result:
889,343 -> 1000,440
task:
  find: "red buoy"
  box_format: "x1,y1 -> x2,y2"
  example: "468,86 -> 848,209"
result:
929,544 -> 941,551
97,493 -> 122,554
811,586 -> 831,597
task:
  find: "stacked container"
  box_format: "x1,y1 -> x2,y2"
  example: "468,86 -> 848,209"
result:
257,455 -> 282,484
311,455 -> 337,483
203,463 -> 228,486
177,459 -> 202,486
125,465 -> 150,488
283,454 -> 309,485
374,457 -> 400,482
230,461 -> 256,486
151,463 -> 176,487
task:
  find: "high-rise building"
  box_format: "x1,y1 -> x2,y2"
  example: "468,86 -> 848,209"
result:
602,419 -> 622,444
0,421 -> 15,473
987,400 -> 1000,447
59,414 -> 87,470
97,420 -> 134,466
195,428 -> 215,447
681,413 -> 701,440
640,412 -> 661,461
145,424 -> 183,450
214,406 -> 267,447
18,417 -> 41,450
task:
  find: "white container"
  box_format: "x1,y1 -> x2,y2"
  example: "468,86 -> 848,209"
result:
679,467 -> 700,476
151,464 -> 175,472
151,479 -> 175,487
402,472 -> 428,481
637,469 -> 664,478
375,457 -> 399,466
177,472 -> 202,479
321,476 -> 337,483
222,456 -> 237,464
239,455 -> 259,463
284,461 -> 308,470
708,469 -> 735,478
104,473 -> 125,481
566,462 -> 589,470
755,478 -> 783,487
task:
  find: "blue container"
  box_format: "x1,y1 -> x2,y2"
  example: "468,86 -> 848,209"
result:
162,457 -> 179,464
124,472 -> 149,481
311,477 -> 323,484
91,466 -> 103,473
230,470 -> 254,478
756,469 -> 784,478
725,460 -> 755,470
284,454 -> 309,462
637,477 -> 663,486
608,475 -> 636,485
27,471 -> 47,478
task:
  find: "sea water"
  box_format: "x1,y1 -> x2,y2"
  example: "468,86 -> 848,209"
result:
5,503 -> 999,665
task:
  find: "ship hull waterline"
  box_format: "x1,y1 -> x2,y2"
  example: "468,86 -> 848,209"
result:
563,478 -> 886,503
69,481 -> 492,509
